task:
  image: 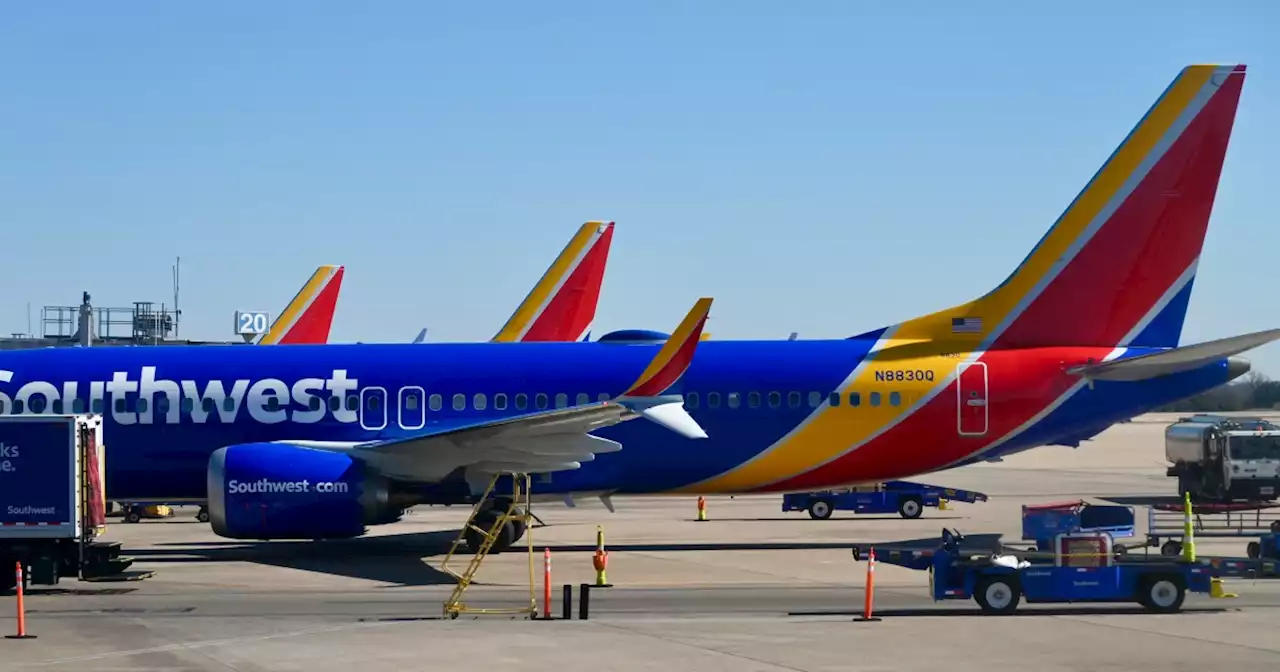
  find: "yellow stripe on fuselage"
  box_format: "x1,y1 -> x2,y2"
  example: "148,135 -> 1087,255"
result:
491,221 -> 603,343
258,265 -> 338,345
680,66 -> 1215,493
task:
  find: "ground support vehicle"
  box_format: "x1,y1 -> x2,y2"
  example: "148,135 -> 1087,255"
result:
782,481 -> 988,520
1142,500 -> 1280,561
0,415 -> 142,593
853,528 -> 1226,615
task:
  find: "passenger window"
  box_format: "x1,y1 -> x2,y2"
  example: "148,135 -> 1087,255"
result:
92,399 -> 105,414
597,393 -> 610,402
31,397 -> 47,413
51,399 -> 63,414
515,393 -> 528,410
727,392 -> 741,409
430,394 -> 443,411
134,398 -> 147,414
157,397 -> 170,413
474,393 -> 487,411
889,391 -> 901,407
748,391 -> 761,408
181,398 -> 194,413
309,397 -> 322,411
787,391 -> 800,409
576,392 -> 589,406
870,392 -> 881,407
73,399 -> 87,413
453,393 -> 466,411
828,392 -> 841,407
346,396 -> 358,411
708,392 -> 721,409
808,391 -> 822,408
535,393 -> 548,410
114,399 -> 126,414
267,397 -> 281,411
768,392 -> 781,409
686,392 -> 700,410
0,399 -> 5,414
494,393 -> 508,411
555,393 -> 568,408
13,400 -> 24,414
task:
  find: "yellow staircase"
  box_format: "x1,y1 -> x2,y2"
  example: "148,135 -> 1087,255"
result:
440,472 -> 537,619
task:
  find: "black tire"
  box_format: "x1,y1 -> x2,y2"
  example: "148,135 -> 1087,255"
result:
1247,541 -> 1261,559
974,576 -> 1021,615
1160,540 -> 1182,558
464,515 -> 516,555
125,510 -> 142,523
808,499 -> 833,520
1138,575 -> 1186,613
196,508 -> 210,523
899,497 -> 924,519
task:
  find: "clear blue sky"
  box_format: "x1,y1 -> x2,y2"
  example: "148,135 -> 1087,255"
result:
4,2 -> 1280,373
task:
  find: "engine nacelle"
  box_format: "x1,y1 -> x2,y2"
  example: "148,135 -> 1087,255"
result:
207,442 -> 396,540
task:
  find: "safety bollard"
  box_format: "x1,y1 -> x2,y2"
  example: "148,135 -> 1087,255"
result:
542,548 -> 552,620
696,496 -> 708,522
6,562 -> 36,640
578,583 -> 590,620
562,584 -> 573,620
854,547 -> 881,623
593,525 -> 612,587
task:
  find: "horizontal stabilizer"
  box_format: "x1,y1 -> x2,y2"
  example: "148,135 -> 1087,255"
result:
1068,328 -> 1280,382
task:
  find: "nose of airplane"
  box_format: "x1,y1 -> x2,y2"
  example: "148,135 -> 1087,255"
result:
1227,356 -> 1252,380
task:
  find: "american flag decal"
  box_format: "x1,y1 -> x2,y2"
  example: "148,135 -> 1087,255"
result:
951,317 -> 982,333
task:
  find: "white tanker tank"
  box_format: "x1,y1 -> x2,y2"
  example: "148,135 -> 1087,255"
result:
1165,414 -> 1280,502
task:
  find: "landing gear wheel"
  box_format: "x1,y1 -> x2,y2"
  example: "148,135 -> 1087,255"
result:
899,497 -> 923,519
808,500 -> 833,520
974,576 -> 1021,615
196,507 -> 210,523
1160,540 -> 1183,558
1138,576 -> 1185,613
125,507 -> 143,524
463,514 -> 517,555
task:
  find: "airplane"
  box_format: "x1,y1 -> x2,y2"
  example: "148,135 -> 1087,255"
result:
0,64 -> 1272,558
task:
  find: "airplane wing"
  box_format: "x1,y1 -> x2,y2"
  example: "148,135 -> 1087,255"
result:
351,297 -> 712,484
258,265 -> 346,345
1067,328 -> 1280,382
490,221 -> 614,343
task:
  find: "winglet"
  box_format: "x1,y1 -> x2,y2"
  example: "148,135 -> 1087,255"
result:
258,265 -> 345,345
621,297 -> 713,398
614,298 -> 713,439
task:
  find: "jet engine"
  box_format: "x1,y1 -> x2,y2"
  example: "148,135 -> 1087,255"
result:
206,442 -> 402,540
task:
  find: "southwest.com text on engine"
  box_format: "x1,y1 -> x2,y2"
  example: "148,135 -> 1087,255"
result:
226,478 -> 349,495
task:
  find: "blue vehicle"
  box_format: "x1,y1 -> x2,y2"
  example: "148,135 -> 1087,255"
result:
783,481 -> 988,520
855,528 -> 1223,615
1020,500 -> 1138,552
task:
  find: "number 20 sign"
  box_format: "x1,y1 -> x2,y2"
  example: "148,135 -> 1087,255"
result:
235,311 -> 270,336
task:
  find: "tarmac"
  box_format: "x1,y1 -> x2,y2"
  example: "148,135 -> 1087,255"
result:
4,411 -> 1280,671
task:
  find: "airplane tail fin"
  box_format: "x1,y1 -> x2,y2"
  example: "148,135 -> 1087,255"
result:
258,265 -> 345,345
491,221 -> 615,343
858,65 -> 1246,351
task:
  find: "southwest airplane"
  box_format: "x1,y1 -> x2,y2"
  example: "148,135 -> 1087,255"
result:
1,65 -> 1275,556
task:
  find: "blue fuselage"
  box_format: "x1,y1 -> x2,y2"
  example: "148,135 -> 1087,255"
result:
0,339 -> 1233,501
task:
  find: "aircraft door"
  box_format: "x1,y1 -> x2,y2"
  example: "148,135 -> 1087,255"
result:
398,386 -> 426,430
956,362 -> 988,436
360,386 -> 388,431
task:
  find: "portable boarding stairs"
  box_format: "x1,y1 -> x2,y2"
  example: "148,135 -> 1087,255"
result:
439,472 -> 538,619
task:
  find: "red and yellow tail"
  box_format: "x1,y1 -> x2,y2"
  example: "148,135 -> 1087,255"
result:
862,64 -> 1246,351
257,265 -> 345,345
491,221 -> 615,343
